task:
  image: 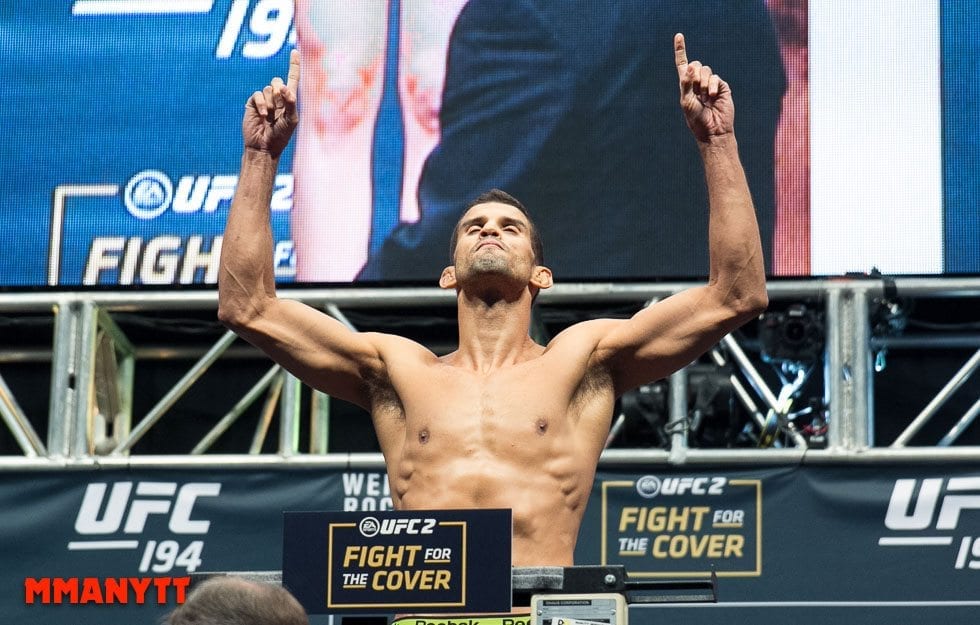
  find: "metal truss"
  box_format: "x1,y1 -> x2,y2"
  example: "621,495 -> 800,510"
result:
1,277 -> 979,468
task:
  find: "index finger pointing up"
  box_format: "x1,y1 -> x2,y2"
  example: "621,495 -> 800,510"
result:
674,33 -> 688,75
286,48 -> 301,92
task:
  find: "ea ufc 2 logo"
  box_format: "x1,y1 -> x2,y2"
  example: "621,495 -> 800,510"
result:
358,516 -> 437,537
75,482 -> 220,534
881,477 -> 980,570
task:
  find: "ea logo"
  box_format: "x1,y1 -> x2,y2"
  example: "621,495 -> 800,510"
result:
358,516 -> 380,538
124,170 -> 172,219
635,475 -> 662,498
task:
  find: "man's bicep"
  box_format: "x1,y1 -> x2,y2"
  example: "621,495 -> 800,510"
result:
232,299 -> 383,408
597,287 -> 740,393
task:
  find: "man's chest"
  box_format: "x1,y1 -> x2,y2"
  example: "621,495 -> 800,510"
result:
385,357 -> 613,440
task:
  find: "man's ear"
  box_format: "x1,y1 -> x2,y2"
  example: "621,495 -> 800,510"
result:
439,266 -> 457,290
530,266 -> 553,290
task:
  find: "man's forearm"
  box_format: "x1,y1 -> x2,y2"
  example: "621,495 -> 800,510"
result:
700,135 -> 768,311
217,148 -> 281,325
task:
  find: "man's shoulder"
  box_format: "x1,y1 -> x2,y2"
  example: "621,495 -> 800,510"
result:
363,332 -> 438,362
545,318 -> 623,353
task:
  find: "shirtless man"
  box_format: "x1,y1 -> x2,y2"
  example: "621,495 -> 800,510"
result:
217,34 -> 767,567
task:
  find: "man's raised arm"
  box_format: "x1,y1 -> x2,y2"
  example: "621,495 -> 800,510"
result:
217,50 -> 383,409
676,32 -> 768,313
595,34 -> 769,394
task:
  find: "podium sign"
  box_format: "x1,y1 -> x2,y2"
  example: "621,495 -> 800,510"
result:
283,509 -> 512,615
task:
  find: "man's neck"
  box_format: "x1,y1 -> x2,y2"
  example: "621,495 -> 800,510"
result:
452,291 -> 539,372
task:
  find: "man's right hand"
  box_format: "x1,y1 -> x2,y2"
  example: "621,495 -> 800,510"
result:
243,49 -> 301,158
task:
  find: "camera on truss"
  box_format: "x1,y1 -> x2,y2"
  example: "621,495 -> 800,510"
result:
759,303 -> 825,365
613,381 -> 670,449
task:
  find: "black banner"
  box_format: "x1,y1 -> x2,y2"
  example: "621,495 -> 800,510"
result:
2,464 -> 979,624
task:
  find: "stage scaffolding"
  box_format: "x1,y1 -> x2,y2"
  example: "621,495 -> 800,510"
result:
1,276 -> 978,469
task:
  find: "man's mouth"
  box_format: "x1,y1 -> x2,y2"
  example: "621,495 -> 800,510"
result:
476,240 -> 504,251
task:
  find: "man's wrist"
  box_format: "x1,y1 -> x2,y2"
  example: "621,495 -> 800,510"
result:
696,133 -> 737,153
243,145 -> 282,163
243,145 -> 281,159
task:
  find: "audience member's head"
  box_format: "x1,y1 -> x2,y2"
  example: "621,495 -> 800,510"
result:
164,576 -> 308,625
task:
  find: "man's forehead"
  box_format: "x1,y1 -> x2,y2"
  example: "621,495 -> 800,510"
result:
459,202 -> 527,223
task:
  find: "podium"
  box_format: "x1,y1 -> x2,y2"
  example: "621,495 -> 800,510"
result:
192,510 -> 717,624
192,565 -> 716,625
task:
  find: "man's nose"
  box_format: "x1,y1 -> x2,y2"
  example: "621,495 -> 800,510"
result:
480,223 -> 501,236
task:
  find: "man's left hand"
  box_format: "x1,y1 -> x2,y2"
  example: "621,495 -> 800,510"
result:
674,33 -> 735,143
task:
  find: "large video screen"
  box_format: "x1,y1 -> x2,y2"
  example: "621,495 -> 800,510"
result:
2,1 -> 977,289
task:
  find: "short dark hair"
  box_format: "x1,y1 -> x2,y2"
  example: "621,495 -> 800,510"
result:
164,577 -> 308,625
449,189 -> 544,266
